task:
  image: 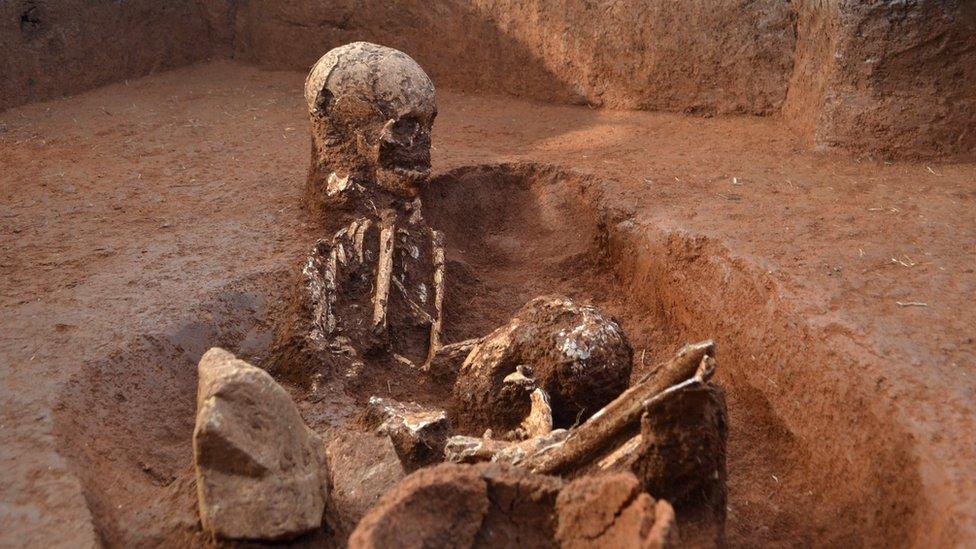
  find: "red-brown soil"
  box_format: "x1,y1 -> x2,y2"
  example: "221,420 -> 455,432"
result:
1,61 -> 975,547
5,2 -> 973,159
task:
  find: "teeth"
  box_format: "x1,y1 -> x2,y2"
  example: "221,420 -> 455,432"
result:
390,166 -> 429,177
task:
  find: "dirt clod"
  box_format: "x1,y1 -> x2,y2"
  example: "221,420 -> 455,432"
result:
633,382 -> 728,545
325,429 -> 406,540
349,462 -> 673,548
363,396 -> 451,470
556,473 -> 677,549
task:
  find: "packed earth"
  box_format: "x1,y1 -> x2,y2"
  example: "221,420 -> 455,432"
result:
1,3 -> 975,548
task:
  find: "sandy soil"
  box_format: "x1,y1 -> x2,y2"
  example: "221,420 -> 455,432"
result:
1,60 -> 974,546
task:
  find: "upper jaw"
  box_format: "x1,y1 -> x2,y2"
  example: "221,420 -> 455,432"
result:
375,163 -> 430,197
376,136 -> 432,196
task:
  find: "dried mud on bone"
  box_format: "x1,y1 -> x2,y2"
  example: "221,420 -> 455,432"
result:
305,42 -> 436,214
271,203 -> 444,383
189,40 -> 730,546
363,396 -> 451,470
452,295 -> 633,435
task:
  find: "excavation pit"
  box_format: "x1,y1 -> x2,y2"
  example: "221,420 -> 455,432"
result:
54,163 -> 922,547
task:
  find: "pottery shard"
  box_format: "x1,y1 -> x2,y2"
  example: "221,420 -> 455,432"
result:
363,396 -> 451,470
193,347 -> 328,541
453,295 -> 633,434
556,473 -> 677,549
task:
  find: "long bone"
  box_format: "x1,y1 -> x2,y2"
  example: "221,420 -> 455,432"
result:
522,341 -> 715,475
424,230 -> 446,368
441,341 -> 716,469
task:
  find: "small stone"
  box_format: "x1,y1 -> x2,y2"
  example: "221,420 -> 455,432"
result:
193,348 -> 327,541
363,396 -> 451,470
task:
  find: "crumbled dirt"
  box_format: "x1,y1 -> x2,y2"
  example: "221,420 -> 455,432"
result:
349,463 -> 563,548
555,473 -> 674,549
1,61 -> 975,547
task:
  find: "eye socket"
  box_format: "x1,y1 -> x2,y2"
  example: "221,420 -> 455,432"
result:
390,117 -> 419,141
314,89 -> 334,115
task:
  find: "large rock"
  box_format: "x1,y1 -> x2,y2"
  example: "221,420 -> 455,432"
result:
193,347 -> 328,540
453,295 -> 632,434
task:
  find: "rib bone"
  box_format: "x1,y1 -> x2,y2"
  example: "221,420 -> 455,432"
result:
372,210 -> 396,330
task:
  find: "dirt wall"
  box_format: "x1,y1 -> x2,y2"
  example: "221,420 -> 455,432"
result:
785,0 -> 976,160
232,0 -> 797,114
3,0 -> 973,159
230,0 -> 975,158
0,0 -> 225,112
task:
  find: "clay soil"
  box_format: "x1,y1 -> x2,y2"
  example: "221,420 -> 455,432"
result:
1,60 -> 975,547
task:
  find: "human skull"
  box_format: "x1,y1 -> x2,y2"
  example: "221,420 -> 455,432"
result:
305,42 -> 437,206
452,295 -> 633,435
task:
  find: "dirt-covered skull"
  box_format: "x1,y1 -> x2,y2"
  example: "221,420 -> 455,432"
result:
305,42 -> 437,207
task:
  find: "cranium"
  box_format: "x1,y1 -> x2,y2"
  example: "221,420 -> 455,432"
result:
452,295 -> 634,436
305,42 -> 437,209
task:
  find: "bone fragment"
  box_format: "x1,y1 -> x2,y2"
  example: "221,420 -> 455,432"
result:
597,434 -> 643,471
424,230 -> 446,367
353,218 -> 371,263
364,397 -> 451,470
521,341 -> 715,475
392,278 -> 435,324
443,436 -> 513,464
372,210 -> 396,330
494,429 -> 570,466
516,388 -> 553,440
393,353 -> 417,369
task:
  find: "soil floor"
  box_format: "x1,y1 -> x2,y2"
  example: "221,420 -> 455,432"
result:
1,60 -> 974,547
